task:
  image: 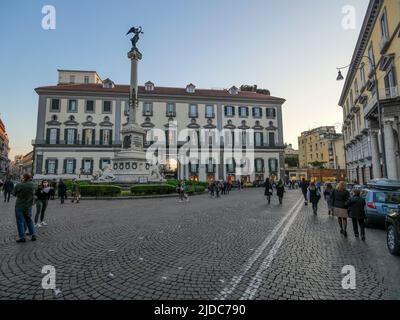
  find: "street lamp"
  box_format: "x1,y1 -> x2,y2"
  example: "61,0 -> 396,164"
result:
336,56 -> 388,178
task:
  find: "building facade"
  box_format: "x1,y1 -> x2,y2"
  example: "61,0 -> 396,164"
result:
0,118 -> 10,178
298,126 -> 345,170
10,151 -> 33,180
339,0 -> 400,183
32,70 -> 286,183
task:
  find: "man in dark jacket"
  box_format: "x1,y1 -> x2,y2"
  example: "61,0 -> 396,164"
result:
264,178 -> 273,205
300,178 -> 310,206
58,179 -> 67,204
3,178 -> 14,203
346,189 -> 366,241
13,174 -> 36,243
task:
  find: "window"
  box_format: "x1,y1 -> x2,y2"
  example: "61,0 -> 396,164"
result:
49,129 -> 58,144
239,107 -> 249,117
66,129 -> 75,145
266,108 -> 276,118
206,158 -> 215,173
384,68 -> 396,98
68,100 -> 77,113
103,101 -> 112,113
51,99 -> 60,112
143,102 -> 153,116
255,159 -> 264,173
100,159 -> 111,170
166,103 -> 176,116
48,159 -> 56,174
349,90 -> 354,105
145,129 -> 155,145
205,105 -> 214,118
241,131 -> 247,147
69,75 -> 75,84
83,159 -> 92,174
268,159 -> 278,174
253,107 -> 262,118
354,79 -> 359,97
101,129 -> 112,145
189,162 -> 199,173
83,129 -> 94,145
224,106 -> 235,117
268,132 -> 275,146
189,104 -> 198,118
380,10 -> 389,39
226,158 -> 236,173
360,66 -> 366,87
66,159 -> 74,174
368,44 -> 375,72
254,132 -> 263,147
86,100 -> 94,113
84,76 -> 89,84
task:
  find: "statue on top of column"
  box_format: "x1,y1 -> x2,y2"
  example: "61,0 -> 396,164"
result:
126,26 -> 144,50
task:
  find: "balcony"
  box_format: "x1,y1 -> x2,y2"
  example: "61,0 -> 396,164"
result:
363,93 -> 377,117
188,112 -> 199,118
166,111 -> 176,118
381,86 -> 399,100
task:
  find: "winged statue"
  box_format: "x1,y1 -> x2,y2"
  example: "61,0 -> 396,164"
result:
126,26 -> 143,49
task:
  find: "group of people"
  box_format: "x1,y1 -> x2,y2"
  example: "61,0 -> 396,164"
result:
2,174 -> 83,243
264,178 -> 286,205
300,178 -> 366,241
207,180 -> 233,198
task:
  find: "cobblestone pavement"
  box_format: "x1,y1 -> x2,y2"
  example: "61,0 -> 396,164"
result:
0,189 -> 399,300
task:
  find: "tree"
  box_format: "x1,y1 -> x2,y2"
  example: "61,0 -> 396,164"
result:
310,161 -> 326,169
240,85 -> 271,96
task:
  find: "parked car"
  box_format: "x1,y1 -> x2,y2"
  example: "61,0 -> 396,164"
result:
386,210 -> 400,256
363,179 -> 400,226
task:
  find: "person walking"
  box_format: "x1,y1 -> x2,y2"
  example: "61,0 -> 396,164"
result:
346,189 -> 367,241
179,180 -> 189,202
49,180 -> 57,200
276,180 -> 285,205
264,177 -> 273,205
307,182 -> 321,215
34,180 -> 51,228
323,183 -> 334,216
3,178 -> 14,203
300,178 -> 309,206
332,181 -> 350,237
58,179 -> 67,204
71,180 -> 81,203
13,174 -> 36,243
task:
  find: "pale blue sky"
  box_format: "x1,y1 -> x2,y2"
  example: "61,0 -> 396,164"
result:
0,0 -> 369,158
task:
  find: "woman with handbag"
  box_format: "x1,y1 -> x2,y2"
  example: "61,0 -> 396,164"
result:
264,178 -> 273,205
331,181 -> 351,237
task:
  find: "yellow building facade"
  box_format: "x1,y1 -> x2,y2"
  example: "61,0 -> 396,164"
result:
298,126 -> 345,170
339,0 -> 400,183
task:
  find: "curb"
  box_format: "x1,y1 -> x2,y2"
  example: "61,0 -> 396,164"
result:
80,192 -> 206,200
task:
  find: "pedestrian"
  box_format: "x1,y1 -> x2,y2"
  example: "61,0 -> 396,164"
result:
316,180 -> 322,192
49,179 -> 57,200
323,183 -> 334,216
276,180 -> 285,205
13,173 -> 37,243
58,179 -> 67,204
300,178 -> 309,206
331,181 -> 350,237
346,189 -> 367,241
71,179 -> 81,203
307,182 -> 321,215
179,180 -> 189,202
34,180 -> 51,227
264,177 -> 273,205
3,177 -> 14,203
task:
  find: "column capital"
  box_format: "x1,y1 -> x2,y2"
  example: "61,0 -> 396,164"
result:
384,118 -> 395,126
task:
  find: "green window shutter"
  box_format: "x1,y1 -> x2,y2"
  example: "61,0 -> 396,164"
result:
56,129 -> 60,144
81,159 -> 84,173
55,159 -> 58,174
99,159 -> 103,170
73,159 -> 76,173
92,129 -> 95,145
90,160 -> 94,174
246,108 -> 249,117
259,108 -> 263,117
46,129 -> 51,144
64,129 -> 68,144
99,129 -> 104,145
82,129 -> 85,145
109,130 -> 113,145
252,108 -> 255,117
74,129 -> 78,144
63,159 -> 67,174
232,106 -> 235,116
45,159 -> 49,174
224,106 -> 227,116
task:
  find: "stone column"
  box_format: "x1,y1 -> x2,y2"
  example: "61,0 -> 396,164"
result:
384,119 -> 399,179
370,130 -> 381,179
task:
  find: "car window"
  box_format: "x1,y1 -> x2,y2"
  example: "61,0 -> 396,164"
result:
373,191 -> 400,204
360,190 -> 368,199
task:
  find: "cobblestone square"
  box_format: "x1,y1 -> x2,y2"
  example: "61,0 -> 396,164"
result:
0,189 -> 399,300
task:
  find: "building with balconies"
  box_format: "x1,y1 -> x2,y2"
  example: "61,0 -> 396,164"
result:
339,0 -> 400,183
0,118 -> 10,178
32,70 -> 286,183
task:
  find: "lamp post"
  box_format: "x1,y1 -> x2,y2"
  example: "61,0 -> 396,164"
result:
336,56 -> 388,178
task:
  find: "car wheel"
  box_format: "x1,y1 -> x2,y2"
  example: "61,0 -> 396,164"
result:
387,225 -> 400,256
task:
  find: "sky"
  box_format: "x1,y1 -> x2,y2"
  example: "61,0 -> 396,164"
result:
0,0 -> 369,158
